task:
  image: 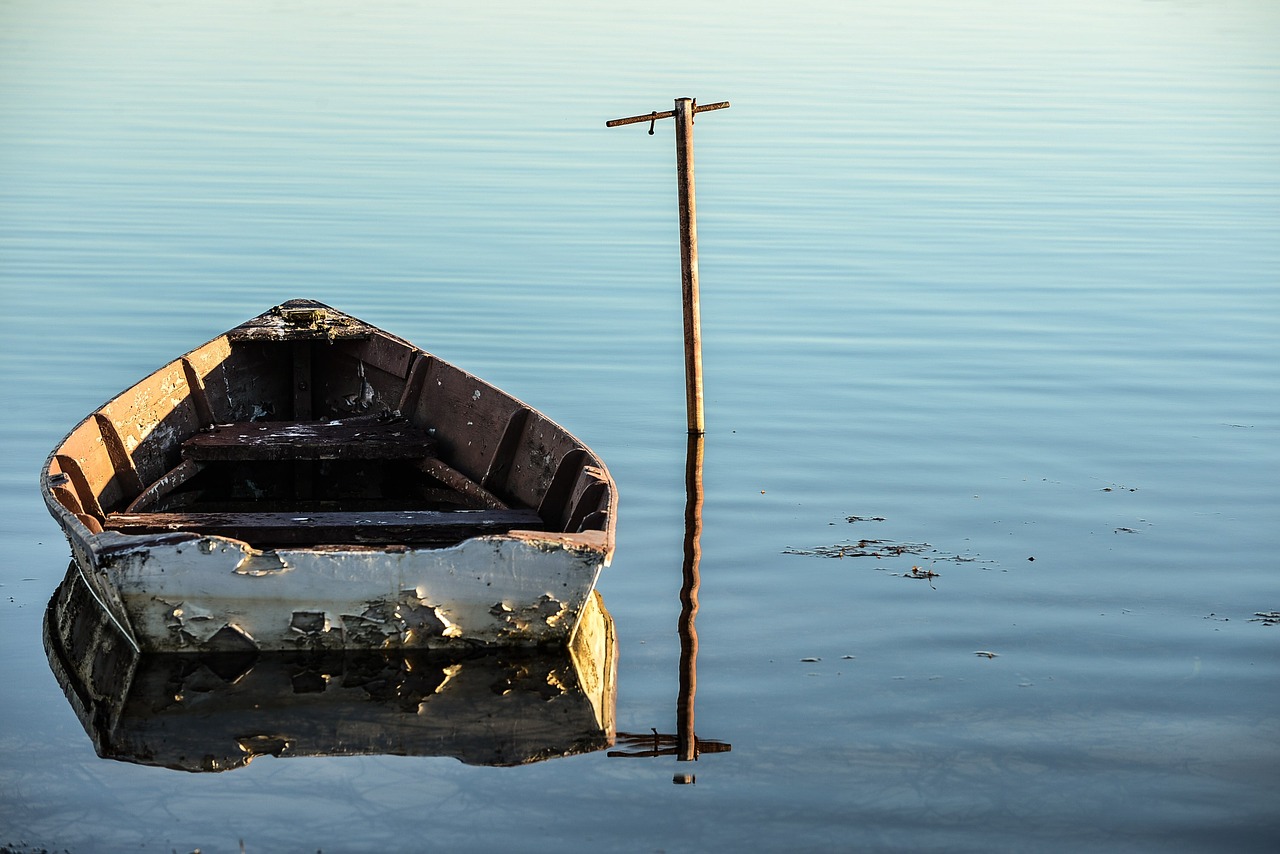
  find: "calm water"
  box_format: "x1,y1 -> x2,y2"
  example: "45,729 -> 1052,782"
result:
2,1 -> 1278,851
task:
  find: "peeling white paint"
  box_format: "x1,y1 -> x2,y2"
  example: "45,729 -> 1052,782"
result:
234,551 -> 289,576
163,599 -> 225,643
289,611 -> 330,636
83,531 -> 603,651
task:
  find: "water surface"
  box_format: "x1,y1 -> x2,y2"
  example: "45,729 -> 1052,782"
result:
2,1 -> 1278,851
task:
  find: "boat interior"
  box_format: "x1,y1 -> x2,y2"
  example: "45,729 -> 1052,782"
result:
45,302 -> 614,551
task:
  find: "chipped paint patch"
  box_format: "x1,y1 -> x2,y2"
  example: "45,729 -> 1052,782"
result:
237,734 -> 294,761
340,591 -> 460,648
165,600 -> 217,639
491,594 -> 568,637
205,623 -> 257,652
234,551 -> 290,576
162,599 -> 257,651
290,610 -> 330,636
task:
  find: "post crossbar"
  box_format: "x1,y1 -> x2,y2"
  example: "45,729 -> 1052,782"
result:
606,101 -> 730,127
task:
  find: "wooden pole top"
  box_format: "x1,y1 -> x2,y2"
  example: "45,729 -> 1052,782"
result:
606,100 -> 730,128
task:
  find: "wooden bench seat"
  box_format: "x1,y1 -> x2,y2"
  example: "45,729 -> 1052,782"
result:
103,508 -> 545,546
182,419 -> 437,462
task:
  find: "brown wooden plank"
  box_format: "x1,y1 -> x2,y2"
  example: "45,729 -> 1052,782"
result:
182,420 -> 437,462
51,484 -> 85,516
103,508 -> 545,545
183,337 -> 235,423
483,406 -> 530,493
538,447 -> 587,524
416,458 -> 509,510
227,301 -> 375,342
565,471 -> 610,533
503,412 -> 582,512
335,334 -> 415,381
292,342 -> 313,420
53,422 -> 124,515
93,413 -> 145,501
97,361 -> 204,487
125,459 -> 205,513
180,357 -> 215,428
416,360 -> 524,484
397,353 -> 433,415
53,453 -> 106,521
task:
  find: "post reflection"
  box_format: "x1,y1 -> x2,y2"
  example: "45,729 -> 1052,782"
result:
678,430 -> 702,764
609,434 -> 731,781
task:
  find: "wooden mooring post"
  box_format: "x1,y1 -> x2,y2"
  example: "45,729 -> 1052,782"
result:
607,98 -> 730,435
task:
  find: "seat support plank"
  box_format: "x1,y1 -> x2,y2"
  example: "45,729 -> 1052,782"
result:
125,459 -> 206,513
104,508 -> 544,546
183,420 -> 436,462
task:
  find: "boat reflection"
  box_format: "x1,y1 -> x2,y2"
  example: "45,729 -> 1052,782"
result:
43,563 -> 617,771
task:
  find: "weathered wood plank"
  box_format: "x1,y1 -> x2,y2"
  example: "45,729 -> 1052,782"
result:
417,360 -> 524,484
53,453 -> 106,521
503,412 -> 583,512
179,357 -> 215,428
397,353 -> 433,415
538,447 -> 587,524
335,334 -> 415,381
417,457 -> 509,510
292,342 -> 313,420
125,459 -> 205,513
483,406 -> 530,494
182,420 -> 437,462
565,467 -> 611,533
103,508 -> 545,545
96,360 -> 203,487
93,413 -> 145,501
227,300 -> 375,342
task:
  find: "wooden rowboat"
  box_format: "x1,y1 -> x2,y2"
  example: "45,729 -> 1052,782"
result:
41,299 -> 617,653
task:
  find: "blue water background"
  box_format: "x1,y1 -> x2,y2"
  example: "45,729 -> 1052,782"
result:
2,1 -> 1278,851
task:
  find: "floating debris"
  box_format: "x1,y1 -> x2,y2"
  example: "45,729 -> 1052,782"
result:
783,539 -> 932,559
1249,611 -> 1280,626
784,539 -> 983,567
905,565 -> 940,588
785,515 -> 989,574
974,651 -> 999,659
